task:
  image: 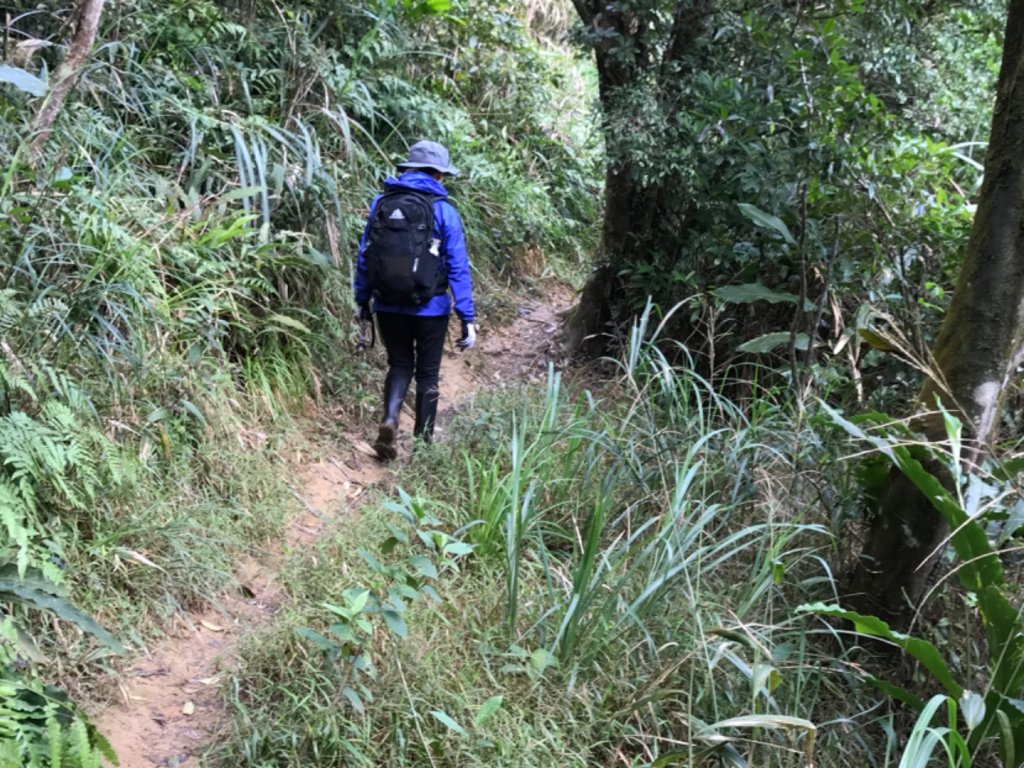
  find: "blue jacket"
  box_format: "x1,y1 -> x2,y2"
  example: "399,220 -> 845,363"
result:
354,171 -> 475,323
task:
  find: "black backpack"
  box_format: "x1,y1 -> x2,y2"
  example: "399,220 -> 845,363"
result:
364,189 -> 448,306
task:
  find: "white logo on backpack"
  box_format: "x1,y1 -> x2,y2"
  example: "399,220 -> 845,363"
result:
389,208 -> 406,220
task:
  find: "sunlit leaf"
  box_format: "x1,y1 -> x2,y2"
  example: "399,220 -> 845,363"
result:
430,709 -> 467,736
798,603 -> 963,698
960,690 -> 986,730
737,203 -> 797,245
736,331 -> 811,354
857,328 -> 897,351
0,65 -> 47,96
713,283 -> 799,305
474,695 -> 503,727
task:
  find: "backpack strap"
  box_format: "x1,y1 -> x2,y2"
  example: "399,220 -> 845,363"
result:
428,194 -> 450,296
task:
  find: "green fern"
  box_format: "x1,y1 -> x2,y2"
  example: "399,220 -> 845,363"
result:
0,355 -> 37,413
0,387 -> 132,577
0,673 -> 116,768
0,482 -> 32,577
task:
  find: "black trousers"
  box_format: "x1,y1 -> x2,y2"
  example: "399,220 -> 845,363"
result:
376,312 -> 449,440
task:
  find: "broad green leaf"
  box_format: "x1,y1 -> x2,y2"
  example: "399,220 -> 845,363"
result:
409,555 -> 438,579
179,399 -> 206,424
358,549 -> 385,573
421,585 -> 442,603
443,541 -> 474,557
821,403 -> 1002,591
737,332 -> 811,354
0,564 -> 64,596
145,407 -> 172,423
995,500 -> 1024,545
992,457 -> 1024,482
713,283 -> 799,305
345,588 -> 371,614
327,623 -> 355,644
798,603 -> 962,698
1003,698 -> 1024,715
977,586 -> 1024,691
381,609 -> 408,638
474,695 -> 503,727
0,65 -> 47,97
342,686 -> 364,712
430,709 -> 468,736
294,626 -> 336,652
869,675 -> 924,709
1,580 -> 124,653
737,203 -> 797,245
529,648 -> 557,675
392,583 -> 422,601
384,522 -> 409,545
322,601 -> 352,621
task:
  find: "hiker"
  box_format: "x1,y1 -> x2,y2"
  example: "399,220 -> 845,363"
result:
353,140 -> 477,461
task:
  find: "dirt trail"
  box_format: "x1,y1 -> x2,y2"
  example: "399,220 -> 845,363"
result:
92,292 -> 569,768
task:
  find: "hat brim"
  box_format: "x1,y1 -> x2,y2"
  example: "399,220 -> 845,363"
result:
396,161 -> 460,176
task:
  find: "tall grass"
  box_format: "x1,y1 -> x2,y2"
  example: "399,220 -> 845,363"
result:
216,304 -> 883,767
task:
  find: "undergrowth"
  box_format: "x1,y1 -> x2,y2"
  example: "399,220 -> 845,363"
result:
1,0 -> 599,762
214,309 -> 886,767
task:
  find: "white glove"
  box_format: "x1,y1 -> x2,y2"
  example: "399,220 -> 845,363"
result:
456,321 -> 476,350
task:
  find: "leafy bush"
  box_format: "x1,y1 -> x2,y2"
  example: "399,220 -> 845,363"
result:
807,403 -> 1024,766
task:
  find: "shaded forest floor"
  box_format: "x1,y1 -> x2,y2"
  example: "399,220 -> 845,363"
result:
90,288 -> 572,768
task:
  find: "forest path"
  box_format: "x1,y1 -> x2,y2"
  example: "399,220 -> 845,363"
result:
92,289 -> 570,768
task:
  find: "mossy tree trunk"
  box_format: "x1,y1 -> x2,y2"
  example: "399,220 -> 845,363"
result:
564,0 -> 713,356
849,0 -> 1024,622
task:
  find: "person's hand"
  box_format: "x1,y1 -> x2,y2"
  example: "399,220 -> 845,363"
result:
456,321 -> 476,350
358,302 -> 372,322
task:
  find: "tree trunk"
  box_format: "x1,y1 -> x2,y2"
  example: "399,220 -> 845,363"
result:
848,0 -> 1024,623
563,160 -> 655,355
564,0 -> 712,356
29,0 -> 106,161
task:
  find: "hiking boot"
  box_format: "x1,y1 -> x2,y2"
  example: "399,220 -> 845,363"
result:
413,387 -> 439,443
374,420 -> 398,461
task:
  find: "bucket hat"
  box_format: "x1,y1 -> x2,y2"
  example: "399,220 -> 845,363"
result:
396,140 -> 459,176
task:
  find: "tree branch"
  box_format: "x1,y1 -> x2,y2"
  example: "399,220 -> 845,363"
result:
29,0 -> 106,162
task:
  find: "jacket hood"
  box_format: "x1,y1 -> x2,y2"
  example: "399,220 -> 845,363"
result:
384,171 -> 449,198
